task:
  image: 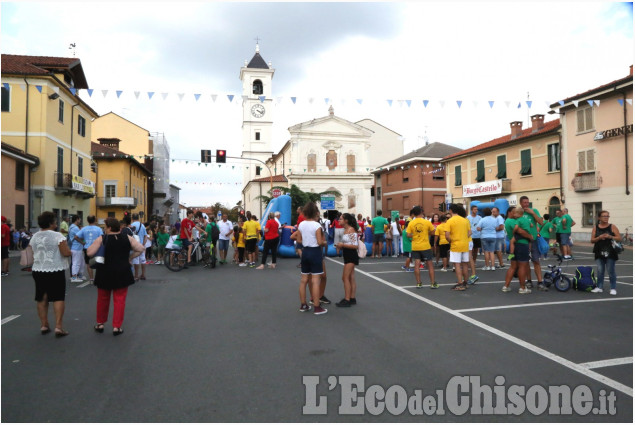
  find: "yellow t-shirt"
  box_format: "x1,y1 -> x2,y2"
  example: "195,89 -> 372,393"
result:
435,222 -> 449,245
243,220 -> 261,240
446,215 -> 470,253
236,231 -> 245,248
406,217 -> 435,251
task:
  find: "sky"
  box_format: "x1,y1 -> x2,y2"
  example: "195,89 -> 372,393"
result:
1,1 -> 633,208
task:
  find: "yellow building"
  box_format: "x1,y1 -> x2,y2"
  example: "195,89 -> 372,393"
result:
1,54 -> 99,228
442,115 -> 562,216
92,112 -> 152,157
91,141 -> 152,224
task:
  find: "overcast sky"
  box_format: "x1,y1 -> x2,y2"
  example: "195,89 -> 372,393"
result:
1,1 -> 632,207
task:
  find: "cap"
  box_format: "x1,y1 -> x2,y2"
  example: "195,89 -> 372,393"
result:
1,216 -> 6,223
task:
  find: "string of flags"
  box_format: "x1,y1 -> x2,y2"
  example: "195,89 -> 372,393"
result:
4,83 -> 632,109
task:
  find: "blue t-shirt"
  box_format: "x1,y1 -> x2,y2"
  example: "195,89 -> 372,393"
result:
476,216 -> 498,239
76,225 -> 103,249
68,223 -> 83,251
468,214 -> 482,238
131,221 -> 147,242
494,215 -> 506,238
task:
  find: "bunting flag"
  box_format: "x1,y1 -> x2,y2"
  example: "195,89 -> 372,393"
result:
102,90 -> 109,97
227,94 -> 234,102
178,93 -> 185,101
134,91 -> 140,99
439,100 -> 445,108
504,101 -> 511,108
627,99 -> 633,105
618,99 -> 624,106
70,88 -> 76,95
587,100 -> 593,107
472,100 -> 479,108
517,102 -> 521,109
594,100 -> 600,106
161,92 -> 168,100
211,94 -> 217,102
572,100 -> 579,107
356,99 -> 362,105
194,93 -> 201,101
387,99 -> 393,106
526,100 -> 532,108
36,85 -> 42,93
488,100 -> 495,108
308,98 -> 314,104
423,100 -> 429,108
405,100 -> 411,107
291,97 -> 297,104
558,100 -> 565,106
456,100 -> 462,108
324,98 -> 329,105
148,92 -> 155,99
88,88 -> 94,97
2,83 -> 10,90
259,95 -> 265,103
116,90 -> 123,98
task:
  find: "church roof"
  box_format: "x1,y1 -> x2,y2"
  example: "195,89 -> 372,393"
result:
376,142 -> 462,169
247,52 -> 269,69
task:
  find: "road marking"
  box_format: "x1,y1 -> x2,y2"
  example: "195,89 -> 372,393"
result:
77,281 -> 92,288
455,297 -> 633,313
580,357 -> 633,370
617,281 -> 633,286
326,257 -> 634,398
1,315 -> 20,325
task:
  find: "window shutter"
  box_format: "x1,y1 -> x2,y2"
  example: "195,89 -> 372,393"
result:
476,160 -> 485,182
577,110 -> 585,133
586,149 -> 594,170
585,108 -> 593,131
520,150 -> 531,175
578,151 -> 585,171
496,155 -> 506,178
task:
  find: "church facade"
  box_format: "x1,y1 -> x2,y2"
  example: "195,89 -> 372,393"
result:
240,46 -> 403,218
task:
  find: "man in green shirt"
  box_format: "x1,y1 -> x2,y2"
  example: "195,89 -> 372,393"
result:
558,208 -> 576,259
205,219 -> 219,259
371,210 -> 389,258
59,215 -> 69,240
552,210 -> 563,255
503,207 -> 534,294
520,196 -> 546,291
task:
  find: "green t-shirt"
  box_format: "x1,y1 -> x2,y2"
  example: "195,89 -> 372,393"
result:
205,222 -> 218,242
522,208 -> 541,238
539,221 -> 554,239
157,232 -> 169,247
371,216 -> 389,235
552,216 -> 562,233
401,228 -> 412,253
505,217 -> 530,245
560,214 -> 573,234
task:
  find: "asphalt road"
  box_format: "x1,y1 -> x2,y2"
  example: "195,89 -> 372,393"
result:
1,246 -> 633,422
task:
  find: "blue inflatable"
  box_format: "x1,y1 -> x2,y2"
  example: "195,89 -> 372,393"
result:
469,199 -> 510,217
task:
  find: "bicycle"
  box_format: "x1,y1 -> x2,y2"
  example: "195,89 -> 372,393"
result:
542,254 -> 572,292
622,227 -> 632,246
165,238 -> 216,272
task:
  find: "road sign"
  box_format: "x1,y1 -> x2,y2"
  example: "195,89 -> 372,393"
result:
272,189 -> 282,198
320,195 -> 335,210
217,211 -> 222,220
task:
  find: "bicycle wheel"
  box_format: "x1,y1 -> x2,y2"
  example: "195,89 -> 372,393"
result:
165,249 -> 187,272
554,275 -> 571,292
201,247 -> 212,268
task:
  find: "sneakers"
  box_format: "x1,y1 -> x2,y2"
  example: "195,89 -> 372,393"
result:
430,282 -> 439,289
591,287 -> 603,293
1,272 -> 8,277
519,287 -> 532,294
451,283 -> 467,291
70,276 -> 83,283
349,298 -> 357,305
610,289 -> 617,295
507,254 -> 515,260
440,267 -> 448,272
416,282 -> 423,288
319,296 -> 331,304
299,304 -> 311,312
482,266 -> 491,271
335,299 -> 351,307
238,263 -> 247,267
496,264 -> 506,269
501,285 -> 512,292
467,275 -> 479,285
249,263 -> 256,268
538,283 -> 548,291
313,306 -> 328,315
563,255 -> 573,260
526,280 -> 533,289
401,265 -> 407,271
406,267 -> 414,272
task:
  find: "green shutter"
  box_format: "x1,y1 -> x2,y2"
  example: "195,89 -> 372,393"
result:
520,150 -> 531,175
476,160 -> 485,182
455,165 -> 462,186
496,155 -> 507,178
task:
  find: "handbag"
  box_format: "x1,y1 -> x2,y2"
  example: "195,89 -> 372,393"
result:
20,245 -> 34,266
611,239 -> 624,254
89,235 -> 107,269
357,239 -> 367,258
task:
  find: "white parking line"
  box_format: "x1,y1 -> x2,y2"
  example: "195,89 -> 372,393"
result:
580,357 -> 633,369
327,257 -> 633,398
1,315 -> 20,325
455,297 -> 633,313
77,281 -> 92,288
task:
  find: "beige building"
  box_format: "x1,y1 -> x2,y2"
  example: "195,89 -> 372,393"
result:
442,115 -> 562,216
550,66 -> 633,242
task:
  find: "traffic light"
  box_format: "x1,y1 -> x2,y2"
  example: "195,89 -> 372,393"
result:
201,149 -> 212,163
439,203 -> 446,212
216,149 -> 226,163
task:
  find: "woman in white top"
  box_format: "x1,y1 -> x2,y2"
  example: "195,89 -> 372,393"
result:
335,213 -> 359,307
29,211 -> 72,337
291,202 -> 327,315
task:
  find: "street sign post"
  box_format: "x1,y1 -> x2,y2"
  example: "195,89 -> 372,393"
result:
320,195 -> 335,210
272,189 -> 282,198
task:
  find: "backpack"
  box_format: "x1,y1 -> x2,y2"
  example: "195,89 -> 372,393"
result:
210,224 -> 220,241
536,235 -> 549,255
572,266 -> 597,292
357,238 -> 367,258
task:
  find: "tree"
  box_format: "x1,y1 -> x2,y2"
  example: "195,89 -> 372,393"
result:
254,184 -> 341,224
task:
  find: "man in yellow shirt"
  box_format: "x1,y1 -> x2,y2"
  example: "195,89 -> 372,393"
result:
406,206 -> 438,289
445,204 -> 471,291
243,215 -> 261,267
434,215 -> 450,272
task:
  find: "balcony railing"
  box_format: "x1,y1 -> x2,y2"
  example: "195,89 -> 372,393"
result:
572,172 -> 601,192
54,172 -> 95,199
96,197 -> 138,208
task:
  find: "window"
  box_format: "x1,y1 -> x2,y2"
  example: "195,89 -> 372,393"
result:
432,166 -> 444,180
454,165 -> 462,186
386,173 -> 392,186
125,182 -> 129,196
252,79 -> 263,95
576,107 -> 594,133
476,159 -> 485,182
520,149 -> 532,176
1,85 -> 10,112
307,153 -> 316,172
347,154 -> 355,173
496,155 -> 507,178
105,184 -> 116,197
402,195 -> 409,211
107,212 -> 116,218
15,162 -> 25,190
582,202 -> 602,228
377,186 -> 381,200
402,169 -> 409,182
577,149 -> 595,172
387,198 -> 393,210
15,205 -> 25,230
58,99 -> 64,122
78,157 -> 83,177
78,115 -> 86,137
255,166 -> 261,176
57,147 -> 64,187
255,132 -> 260,141
326,150 -> 337,170
547,143 -> 560,172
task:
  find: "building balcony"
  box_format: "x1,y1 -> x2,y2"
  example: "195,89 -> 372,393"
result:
96,197 -> 138,208
572,172 -> 601,192
54,173 -> 95,199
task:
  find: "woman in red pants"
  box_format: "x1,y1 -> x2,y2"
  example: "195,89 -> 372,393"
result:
87,217 -> 145,335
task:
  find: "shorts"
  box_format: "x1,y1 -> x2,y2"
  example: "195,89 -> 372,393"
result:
495,237 -> 505,252
296,242 -> 303,250
555,233 -> 562,246
181,238 -> 192,249
481,238 -> 496,253
218,239 -> 229,251
83,248 -> 90,264
514,243 -> 530,262
429,235 -> 436,247
132,250 -> 146,265
529,241 -> 541,263
33,270 -> 66,302
471,238 -> 481,250
559,233 -> 572,246
301,246 -> 324,275
403,251 -> 411,258
1,246 -> 9,259
245,238 -> 258,253
373,234 -> 385,243
439,244 -> 450,258
343,248 -> 359,265
411,249 -> 433,262
449,251 -> 470,263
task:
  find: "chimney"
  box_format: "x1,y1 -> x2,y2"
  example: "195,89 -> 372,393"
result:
510,121 -> 523,139
98,137 -> 121,150
530,114 -> 545,133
